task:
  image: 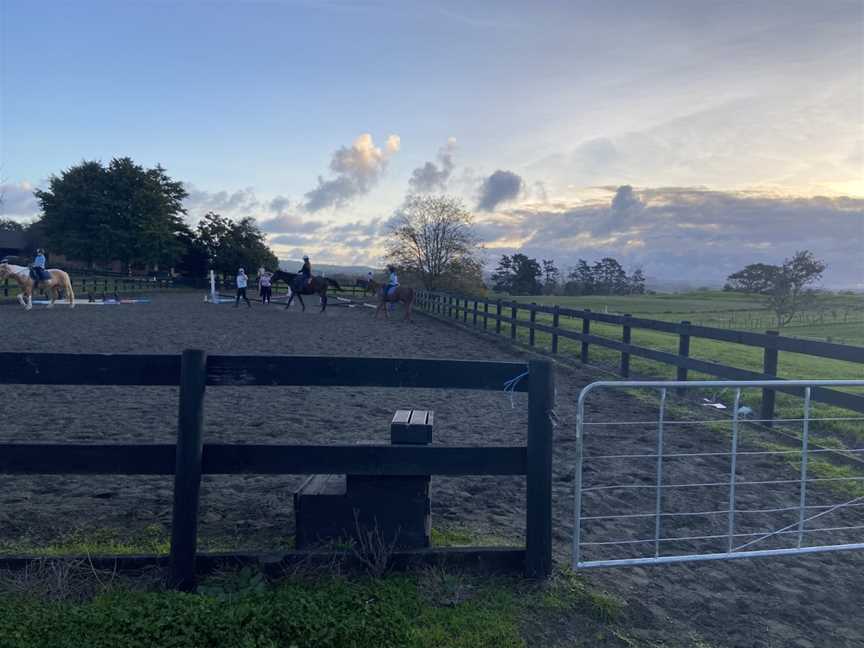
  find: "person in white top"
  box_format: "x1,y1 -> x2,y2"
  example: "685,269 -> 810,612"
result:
235,268 -> 251,308
258,268 -> 273,304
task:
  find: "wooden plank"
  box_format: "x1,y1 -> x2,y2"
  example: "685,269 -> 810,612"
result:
529,305 -> 537,346
761,331 -> 780,426
201,444 -> 527,475
581,311 -> 591,364
551,306 -> 560,354
621,314 -> 631,378
526,359 -> 554,579
677,321 -> 691,392
0,443 -> 176,474
408,410 -> 429,425
170,349 -> 207,592
0,352 -> 180,385
392,410 -> 412,425
206,355 -> 531,392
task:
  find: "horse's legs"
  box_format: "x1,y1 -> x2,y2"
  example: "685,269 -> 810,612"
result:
320,290 -> 327,313
296,293 -> 306,312
285,292 -> 294,309
25,289 -> 33,311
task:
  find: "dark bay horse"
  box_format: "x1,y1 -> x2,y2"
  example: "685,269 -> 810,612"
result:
271,270 -> 342,312
367,279 -> 415,321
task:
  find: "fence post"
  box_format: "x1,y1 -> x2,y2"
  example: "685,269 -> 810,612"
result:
170,349 -> 207,592
551,305 -> 560,354
448,296 -> 453,318
529,304 -> 537,346
463,297 -> 468,323
483,302 -> 489,330
472,300 -> 478,327
526,358 -> 554,579
580,310 -> 591,364
510,304 -> 518,340
496,300 -> 502,335
621,314 -> 632,378
677,321 -> 691,393
3,278 -> 7,297
761,331 -> 780,426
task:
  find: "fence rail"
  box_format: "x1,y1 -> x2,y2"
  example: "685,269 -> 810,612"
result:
0,350 -> 554,589
416,291 -> 864,416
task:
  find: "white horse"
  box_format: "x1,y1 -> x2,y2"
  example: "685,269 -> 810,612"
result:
0,261 -> 75,310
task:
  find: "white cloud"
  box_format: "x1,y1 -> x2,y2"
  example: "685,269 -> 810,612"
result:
304,133 -> 401,211
0,181 -> 40,220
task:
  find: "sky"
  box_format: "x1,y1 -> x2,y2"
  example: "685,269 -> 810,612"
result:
1,0 -> 862,286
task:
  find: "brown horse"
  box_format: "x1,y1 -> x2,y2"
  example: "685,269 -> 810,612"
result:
0,261 -> 75,310
368,279 -> 415,321
271,270 -> 342,312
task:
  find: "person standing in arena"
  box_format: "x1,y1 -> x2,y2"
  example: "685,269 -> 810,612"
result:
235,268 -> 251,308
259,268 -> 273,304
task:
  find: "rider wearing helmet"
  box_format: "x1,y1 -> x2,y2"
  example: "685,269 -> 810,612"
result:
384,264 -> 399,299
31,249 -> 47,289
299,255 -> 312,288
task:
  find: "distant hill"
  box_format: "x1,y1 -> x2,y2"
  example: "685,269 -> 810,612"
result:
279,259 -> 382,278
644,276 -> 724,293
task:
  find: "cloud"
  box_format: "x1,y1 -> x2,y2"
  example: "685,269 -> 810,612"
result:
474,187 -> 864,287
0,181 -> 40,220
477,170 -> 523,211
408,137 -> 457,193
183,184 -> 260,216
257,213 -> 324,234
304,133 -> 401,211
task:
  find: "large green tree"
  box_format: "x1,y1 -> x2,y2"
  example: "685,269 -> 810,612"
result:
491,253 -> 543,295
726,250 -> 826,327
195,212 -> 277,278
34,158 -> 189,270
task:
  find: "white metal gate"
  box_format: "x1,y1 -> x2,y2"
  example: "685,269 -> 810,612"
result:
573,380 -> 864,569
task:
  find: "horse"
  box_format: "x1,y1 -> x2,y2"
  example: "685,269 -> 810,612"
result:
367,279 -> 415,321
271,270 -> 342,312
0,261 -> 76,310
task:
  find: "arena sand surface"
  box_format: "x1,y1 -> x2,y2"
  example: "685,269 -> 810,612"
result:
1,293 -> 862,647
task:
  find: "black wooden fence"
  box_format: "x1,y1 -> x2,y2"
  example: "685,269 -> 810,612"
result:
416,291 -> 864,418
0,350 -> 554,589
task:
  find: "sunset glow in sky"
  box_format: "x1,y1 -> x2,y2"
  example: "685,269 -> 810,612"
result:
1,0 -> 862,285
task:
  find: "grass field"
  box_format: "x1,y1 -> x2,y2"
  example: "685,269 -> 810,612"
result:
506,290 -> 864,344
454,290 -> 864,448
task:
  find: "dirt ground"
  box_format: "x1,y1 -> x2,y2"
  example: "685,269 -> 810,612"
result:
1,292 -> 862,647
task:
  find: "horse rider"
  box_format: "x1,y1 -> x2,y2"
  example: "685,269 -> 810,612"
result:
30,249 -> 48,289
384,265 -> 399,299
298,255 -> 312,290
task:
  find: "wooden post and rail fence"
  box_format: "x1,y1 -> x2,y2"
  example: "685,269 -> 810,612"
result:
0,351 -> 555,590
415,291 -> 864,419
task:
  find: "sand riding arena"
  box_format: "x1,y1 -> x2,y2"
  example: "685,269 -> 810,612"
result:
1,292 -> 862,646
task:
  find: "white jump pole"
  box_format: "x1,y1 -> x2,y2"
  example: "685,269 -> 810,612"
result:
209,270 -> 217,303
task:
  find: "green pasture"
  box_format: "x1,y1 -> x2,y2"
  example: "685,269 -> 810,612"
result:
443,291 -> 864,447
503,291 -> 864,343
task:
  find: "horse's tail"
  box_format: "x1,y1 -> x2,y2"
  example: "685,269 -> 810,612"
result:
326,277 -> 343,292
61,271 -> 75,307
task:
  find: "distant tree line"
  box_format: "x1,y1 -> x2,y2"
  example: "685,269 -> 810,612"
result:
6,158 -> 277,277
491,254 -> 645,296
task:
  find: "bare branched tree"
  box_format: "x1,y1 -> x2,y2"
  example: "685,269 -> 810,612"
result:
385,194 -> 482,290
